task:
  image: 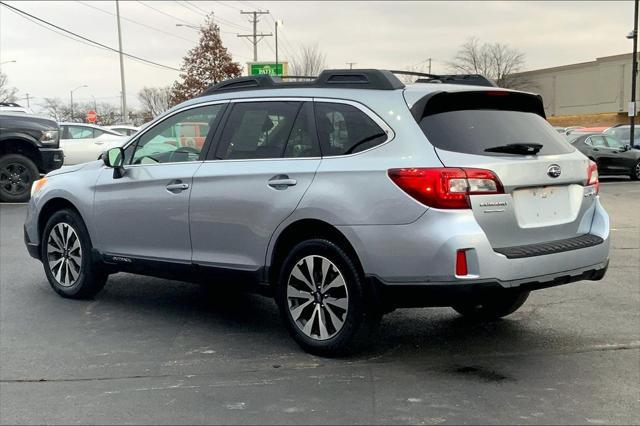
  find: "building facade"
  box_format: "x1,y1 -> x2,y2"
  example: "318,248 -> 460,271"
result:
514,53 -> 638,126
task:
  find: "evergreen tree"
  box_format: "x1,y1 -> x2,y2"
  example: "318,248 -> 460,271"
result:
170,14 -> 242,105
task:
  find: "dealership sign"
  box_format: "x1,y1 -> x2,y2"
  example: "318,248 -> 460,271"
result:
248,62 -> 288,76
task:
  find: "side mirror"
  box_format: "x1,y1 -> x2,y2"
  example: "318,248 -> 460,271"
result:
103,147 -> 125,179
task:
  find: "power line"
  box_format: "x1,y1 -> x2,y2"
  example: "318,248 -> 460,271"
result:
136,0 -> 245,35
185,1 -> 209,14
176,1 -> 207,18
213,1 -> 242,12
76,1 -> 197,44
135,1 -> 198,26
0,2 -> 180,72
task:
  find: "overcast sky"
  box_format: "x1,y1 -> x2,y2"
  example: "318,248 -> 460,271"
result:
0,1 -> 635,110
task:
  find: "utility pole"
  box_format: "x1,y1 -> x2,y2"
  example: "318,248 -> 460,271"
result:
116,0 -> 127,124
25,93 -> 30,108
427,57 -> 432,74
275,20 -> 279,71
629,0 -> 639,147
346,62 -> 357,70
238,10 -> 272,62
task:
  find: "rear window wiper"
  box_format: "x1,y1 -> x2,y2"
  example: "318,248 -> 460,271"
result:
484,143 -> 543,155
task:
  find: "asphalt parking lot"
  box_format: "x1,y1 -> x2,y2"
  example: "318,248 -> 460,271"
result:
0,178 -> 638,425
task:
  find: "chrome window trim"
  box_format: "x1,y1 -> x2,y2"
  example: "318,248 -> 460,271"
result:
122,96 -> 396,165
206,96 -> 395,162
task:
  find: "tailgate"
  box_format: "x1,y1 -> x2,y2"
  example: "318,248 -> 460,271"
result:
436,149 -> 596,248
412,89 -> 598,249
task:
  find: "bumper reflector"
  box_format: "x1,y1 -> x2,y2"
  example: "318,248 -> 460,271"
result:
456,250 -> 468,276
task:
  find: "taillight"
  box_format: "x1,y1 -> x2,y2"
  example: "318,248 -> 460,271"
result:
388,168 -> 504,209
587,161 -> 599,194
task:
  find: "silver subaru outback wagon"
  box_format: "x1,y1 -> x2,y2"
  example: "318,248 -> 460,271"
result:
24,70 -> 609,356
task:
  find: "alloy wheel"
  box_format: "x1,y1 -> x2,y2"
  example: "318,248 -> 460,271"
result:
47,223 -> 82,287
0,162 -> 32,196
287,255 -> 349,340
635,162 -> 640,179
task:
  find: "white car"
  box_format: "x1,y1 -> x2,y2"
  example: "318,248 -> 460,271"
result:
59,123 -> 128,165
105,125 -> 140,136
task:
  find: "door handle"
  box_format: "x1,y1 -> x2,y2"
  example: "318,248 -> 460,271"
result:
166,182 -> 189,193
592,148 -> 599,151
268,175 -> 297,189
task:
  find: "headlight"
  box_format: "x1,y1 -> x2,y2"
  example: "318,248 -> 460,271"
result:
30,177 -> 48,196
40,130 -> 59,144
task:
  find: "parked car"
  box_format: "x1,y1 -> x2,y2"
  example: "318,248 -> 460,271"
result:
603,124 -> 640,148
569,132 -> 640,180
0,102 -> 33,114
58,123 -> 127,165
105,125 -> 140,136
574,126 -> 610,133
554,126 -> 581,134
0,112 -> 63,202
24,70 -> 610,356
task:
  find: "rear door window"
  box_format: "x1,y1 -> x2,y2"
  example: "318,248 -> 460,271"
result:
216,101 -> 302,160
314,102 -> 387,156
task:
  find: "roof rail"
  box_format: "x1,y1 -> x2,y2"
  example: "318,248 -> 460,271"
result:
389,70 -> 497,87
200,69 -> 405,96
0,102 -> 23,107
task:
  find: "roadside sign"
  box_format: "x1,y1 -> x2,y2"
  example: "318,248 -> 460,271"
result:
248,62 -> 287,76
86,110 -> 97,123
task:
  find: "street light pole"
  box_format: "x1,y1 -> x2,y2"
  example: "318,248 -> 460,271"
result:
275,20 -> 278,72
70,85 -> 88,122
629,0 -> 639,147
116,0 -> 127,124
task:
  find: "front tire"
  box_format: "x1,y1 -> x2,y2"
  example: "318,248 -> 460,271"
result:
41,209 -> 108,299
631,160 -> 640,181
452,291 -> 530,320
276,239 -> 379,357
0,154 -> 39,202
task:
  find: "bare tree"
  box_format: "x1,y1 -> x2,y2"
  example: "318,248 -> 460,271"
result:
289,43 -> 327,77
138,86 -> 171,118
0,72 -> 18,103
39,98 -> 71,121
448,37 -> 530,89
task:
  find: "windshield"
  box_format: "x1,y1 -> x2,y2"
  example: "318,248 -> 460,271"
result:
419,110 -> 574,156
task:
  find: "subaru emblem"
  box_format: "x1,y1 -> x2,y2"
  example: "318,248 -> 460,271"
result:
547,164 -> 561,178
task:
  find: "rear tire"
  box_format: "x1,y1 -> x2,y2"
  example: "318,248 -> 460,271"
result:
41,209 -> 108,299
276,239 -> 380,357
631,160 -> 640,181
452,291 -> 529,320
0,154 -> 39,202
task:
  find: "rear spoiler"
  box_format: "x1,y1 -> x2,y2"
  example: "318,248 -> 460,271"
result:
409,90 -> 546,122
390,71 -> 497,88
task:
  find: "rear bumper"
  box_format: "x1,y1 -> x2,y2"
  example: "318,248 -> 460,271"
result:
370,260 -> 608,308
337,197 -> 610,286
39,148 -> 64,173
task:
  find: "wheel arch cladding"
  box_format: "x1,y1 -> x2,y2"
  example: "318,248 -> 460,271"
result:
38,198 -> 83,241
269,219 -> 364,285
0,138 -> 42,169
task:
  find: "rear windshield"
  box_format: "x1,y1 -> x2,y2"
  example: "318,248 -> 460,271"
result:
419,110 -> 574,156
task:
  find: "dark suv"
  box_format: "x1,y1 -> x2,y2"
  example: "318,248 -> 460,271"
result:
0,113 -> 64,202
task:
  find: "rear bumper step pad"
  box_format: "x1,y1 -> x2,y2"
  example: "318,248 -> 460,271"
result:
494,234 -> 604,259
